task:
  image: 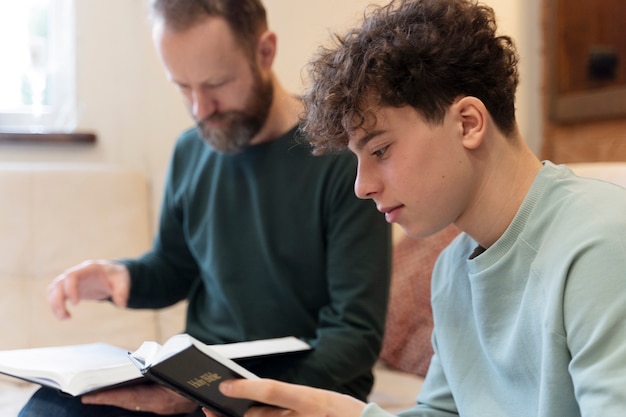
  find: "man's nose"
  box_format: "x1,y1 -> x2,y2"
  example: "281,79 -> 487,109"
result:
191,89 -> 217,121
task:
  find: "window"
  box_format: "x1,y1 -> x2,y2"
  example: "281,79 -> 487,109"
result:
0,0 -> 76,133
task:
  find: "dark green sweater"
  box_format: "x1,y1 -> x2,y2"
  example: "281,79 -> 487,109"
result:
123,126 -> 391,400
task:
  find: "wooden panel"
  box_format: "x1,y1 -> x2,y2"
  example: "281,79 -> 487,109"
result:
542,0 -> 626,163
555,0 -> 626,94
548,0 -> 626,122
543,118 -> 626,163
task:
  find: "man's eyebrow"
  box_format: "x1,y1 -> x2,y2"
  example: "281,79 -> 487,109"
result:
354,129 -> 384,151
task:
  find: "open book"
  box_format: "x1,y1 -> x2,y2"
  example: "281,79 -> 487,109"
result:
0,342 -> 142,396
0,334 -> 311,406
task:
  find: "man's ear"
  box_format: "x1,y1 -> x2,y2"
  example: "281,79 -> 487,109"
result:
257,31 -> 277,70
456,96 -> 487,150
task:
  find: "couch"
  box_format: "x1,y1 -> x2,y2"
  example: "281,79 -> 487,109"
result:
2,161 -> 623,416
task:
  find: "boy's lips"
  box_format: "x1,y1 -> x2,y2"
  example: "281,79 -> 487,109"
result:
378,204 -> 404,223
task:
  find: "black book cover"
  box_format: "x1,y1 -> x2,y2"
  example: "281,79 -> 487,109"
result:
128,344 -> 259,417
128,334 -> 311,417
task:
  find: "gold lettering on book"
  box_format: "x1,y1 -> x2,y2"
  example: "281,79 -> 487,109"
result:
187,372 -> 222,388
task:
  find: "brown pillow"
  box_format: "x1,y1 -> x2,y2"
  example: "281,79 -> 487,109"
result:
379,225 -> 460,377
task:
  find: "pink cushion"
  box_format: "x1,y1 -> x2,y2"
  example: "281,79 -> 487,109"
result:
379,225 -> 460,377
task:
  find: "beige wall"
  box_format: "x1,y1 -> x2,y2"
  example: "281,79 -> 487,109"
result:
0,0 -> 542,228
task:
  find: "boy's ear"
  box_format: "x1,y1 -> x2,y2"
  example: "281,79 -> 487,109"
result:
257,31 -> 277,70
456,96 -> 487,150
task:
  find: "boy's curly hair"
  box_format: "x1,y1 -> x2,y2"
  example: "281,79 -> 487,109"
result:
301,0 -> 519,154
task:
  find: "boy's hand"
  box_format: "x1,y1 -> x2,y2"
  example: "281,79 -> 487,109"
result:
201,378 -> 366,417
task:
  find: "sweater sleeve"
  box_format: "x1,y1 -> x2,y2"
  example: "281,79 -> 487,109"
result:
562,228 -> 626,416
122,135 -> 200,309
401,341 -> 458,416
362,403 -> 398,417
363,403 -> 457,417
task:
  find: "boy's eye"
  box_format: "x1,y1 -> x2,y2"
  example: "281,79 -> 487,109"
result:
371,145 -> 389,158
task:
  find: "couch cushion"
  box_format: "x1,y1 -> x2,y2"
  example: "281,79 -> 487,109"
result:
0,163 -> 159,350
379,225 -> 460,377
0,376 -> 38,416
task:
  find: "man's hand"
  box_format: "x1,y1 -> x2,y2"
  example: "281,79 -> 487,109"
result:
201,379 -> 366,417
82,383 -> 197,415
47,260 -> 131,319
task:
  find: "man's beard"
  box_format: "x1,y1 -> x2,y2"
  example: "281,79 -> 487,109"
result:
196,73 -> 273,154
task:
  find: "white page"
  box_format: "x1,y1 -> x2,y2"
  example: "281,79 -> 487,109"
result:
0,343 -> 141,395
208,336 -> 311,360
134,334 -> 311,366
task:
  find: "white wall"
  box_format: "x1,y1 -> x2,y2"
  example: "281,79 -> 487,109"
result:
0,0 -> 542,226
485,0 -> 543,159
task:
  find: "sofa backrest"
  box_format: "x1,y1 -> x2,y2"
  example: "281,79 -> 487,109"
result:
567,162 -> 626,188
0,163 -> 184,350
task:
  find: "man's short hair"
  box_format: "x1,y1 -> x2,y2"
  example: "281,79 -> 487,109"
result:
150,0 -> 267,58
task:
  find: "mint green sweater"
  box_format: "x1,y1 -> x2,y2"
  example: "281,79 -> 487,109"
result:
364,162 -> 626,416
123,126 -> 391,401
